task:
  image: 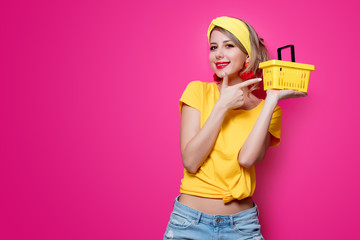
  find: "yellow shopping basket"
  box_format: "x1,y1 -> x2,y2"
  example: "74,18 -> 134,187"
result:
259,45 -> 315,93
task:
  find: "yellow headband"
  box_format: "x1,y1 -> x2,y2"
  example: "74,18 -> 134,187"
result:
207,16 -> 251,58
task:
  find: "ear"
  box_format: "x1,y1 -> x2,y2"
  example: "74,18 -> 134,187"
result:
244,56 -> 250,68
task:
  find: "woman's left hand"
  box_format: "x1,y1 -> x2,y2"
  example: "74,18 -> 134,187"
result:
266,89 -> 307,102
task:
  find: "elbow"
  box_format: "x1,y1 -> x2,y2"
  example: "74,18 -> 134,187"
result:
238,159 -> 254,168
183,162 -> 198,174
184,165 -> 198,174
238,153 -> 264,168
182,155 -> 199,174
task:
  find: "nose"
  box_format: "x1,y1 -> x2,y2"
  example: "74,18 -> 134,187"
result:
215,48 -> 224,59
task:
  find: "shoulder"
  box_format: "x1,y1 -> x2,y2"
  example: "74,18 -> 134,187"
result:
185,80 -> 215,87
183,80 -> 214,94
187,80 -> 218,91
182,81 -> 219,98
179,81 -> 207,113
185,80 -> 205,89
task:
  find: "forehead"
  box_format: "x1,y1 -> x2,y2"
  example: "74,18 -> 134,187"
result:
209,30 -> 231,43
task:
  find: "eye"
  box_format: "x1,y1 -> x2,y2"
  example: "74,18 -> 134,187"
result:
225,44 -> 234,48
210,46 -> 217,51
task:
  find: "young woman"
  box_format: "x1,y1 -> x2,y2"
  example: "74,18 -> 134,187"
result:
163,16 -> 306,240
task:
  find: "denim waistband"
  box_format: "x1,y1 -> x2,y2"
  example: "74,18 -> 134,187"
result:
172,195 -> 259,227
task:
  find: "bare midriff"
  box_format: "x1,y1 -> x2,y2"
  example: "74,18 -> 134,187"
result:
178,193 -> 253,215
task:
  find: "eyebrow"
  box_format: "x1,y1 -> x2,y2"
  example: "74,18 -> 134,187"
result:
210,40 -> 232,45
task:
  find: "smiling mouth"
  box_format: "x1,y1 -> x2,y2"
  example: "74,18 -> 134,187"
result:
216,62 -> 230,69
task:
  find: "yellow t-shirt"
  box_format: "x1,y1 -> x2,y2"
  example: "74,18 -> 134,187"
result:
179,81 -> 282,203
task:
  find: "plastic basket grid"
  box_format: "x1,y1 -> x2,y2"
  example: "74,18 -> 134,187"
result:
259,60 -> 314,93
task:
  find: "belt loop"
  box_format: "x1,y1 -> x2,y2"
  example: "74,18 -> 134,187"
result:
195,212 -> 201,224
229,215 -> 234,227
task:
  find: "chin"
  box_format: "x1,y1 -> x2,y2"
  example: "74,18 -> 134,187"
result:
215,73 -> 223,78
212,71 -> 222,78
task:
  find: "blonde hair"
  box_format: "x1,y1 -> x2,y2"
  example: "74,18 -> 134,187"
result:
211,19 -> 269,93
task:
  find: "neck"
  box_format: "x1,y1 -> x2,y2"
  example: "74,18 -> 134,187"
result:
227,73 -> 243,85
221,75 -> 250,94
216,75 -> 261,110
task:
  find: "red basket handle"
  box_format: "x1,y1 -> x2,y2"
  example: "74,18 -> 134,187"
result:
277,45 -> 295,62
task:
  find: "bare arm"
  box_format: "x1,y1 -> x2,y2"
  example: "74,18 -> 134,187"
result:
180,74 -> 262,173
238,89 -> 307,168
180,103 -> 227,173
238,97 -> 278,168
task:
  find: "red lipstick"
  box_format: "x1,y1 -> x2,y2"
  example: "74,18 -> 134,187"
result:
216,62 -> 230,69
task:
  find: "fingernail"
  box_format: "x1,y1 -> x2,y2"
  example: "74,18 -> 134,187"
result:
258,78 -> 262,81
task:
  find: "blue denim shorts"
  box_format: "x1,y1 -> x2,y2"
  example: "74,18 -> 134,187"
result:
163,195 -> 264,240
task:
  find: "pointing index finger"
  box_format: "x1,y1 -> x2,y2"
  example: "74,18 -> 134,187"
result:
222,72 -> 228,87
238,78 -> 262,88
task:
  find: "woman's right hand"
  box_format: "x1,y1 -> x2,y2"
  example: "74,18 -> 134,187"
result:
218,73 -> 262,110
266,89 -> 307,102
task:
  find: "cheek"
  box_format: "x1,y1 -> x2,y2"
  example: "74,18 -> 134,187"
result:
233,54 -> 246,67
209,54 -> 216,67
209,54 -> 217,72
209,53 -> 215,62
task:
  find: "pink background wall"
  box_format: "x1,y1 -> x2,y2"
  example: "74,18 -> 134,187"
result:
1,0 -> 359,239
